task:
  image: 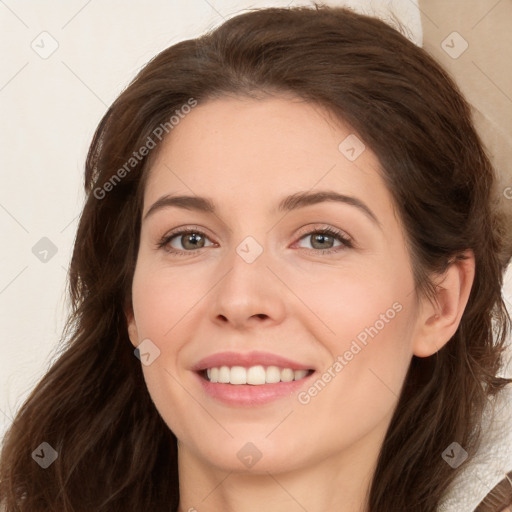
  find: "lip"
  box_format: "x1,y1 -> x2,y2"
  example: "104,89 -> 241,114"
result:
191,351 -> 314,372
191,351 -> 316,407
194,370 -> 316,406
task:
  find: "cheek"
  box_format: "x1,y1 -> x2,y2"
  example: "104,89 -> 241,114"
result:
287,264 -> 410,348
131,262 -> 202,340
308,294 -> 416,433
292,268 -> 415,414
131,264 -> 193,439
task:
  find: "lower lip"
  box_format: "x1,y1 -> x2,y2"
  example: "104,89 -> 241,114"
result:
195,371 -> 316,406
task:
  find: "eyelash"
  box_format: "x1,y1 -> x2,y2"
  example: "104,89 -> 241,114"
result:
156,225 -> 353,257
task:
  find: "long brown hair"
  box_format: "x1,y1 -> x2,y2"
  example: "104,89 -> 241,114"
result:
1,4 -> 511,511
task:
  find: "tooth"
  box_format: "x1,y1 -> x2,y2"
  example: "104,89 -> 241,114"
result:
247,365 -> 266,385
294,369 -> 308,380
265,366 -> 281,383
218,366 -> 230,383
230,366 -> 247,385
280,368 -> 294,382
206,365 -> 310,384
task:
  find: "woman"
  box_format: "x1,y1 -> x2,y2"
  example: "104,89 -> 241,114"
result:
1,4 -> 511,511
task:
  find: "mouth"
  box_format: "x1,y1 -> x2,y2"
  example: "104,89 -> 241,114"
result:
191,351 -> 317,405
199,365 -> 315,385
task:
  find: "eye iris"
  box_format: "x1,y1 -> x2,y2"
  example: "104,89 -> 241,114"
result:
311,233 -> 334,249
182,233 -> 205,250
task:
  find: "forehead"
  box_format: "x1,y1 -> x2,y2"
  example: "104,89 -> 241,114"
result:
143,95 -> 393,219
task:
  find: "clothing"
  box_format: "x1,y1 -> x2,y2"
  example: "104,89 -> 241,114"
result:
438,383 -> 512,511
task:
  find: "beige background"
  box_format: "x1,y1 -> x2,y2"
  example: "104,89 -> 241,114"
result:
420,0 -> 512,261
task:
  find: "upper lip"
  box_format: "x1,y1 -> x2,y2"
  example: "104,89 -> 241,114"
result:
191,351 -> 315,372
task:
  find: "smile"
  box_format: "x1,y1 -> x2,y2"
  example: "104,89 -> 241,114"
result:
202,365 -> 314,385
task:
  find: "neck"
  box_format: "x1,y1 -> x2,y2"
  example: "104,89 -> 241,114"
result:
176,426 -> 385,512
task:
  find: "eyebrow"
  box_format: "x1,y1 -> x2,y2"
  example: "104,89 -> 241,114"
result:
143,190 -> 381,228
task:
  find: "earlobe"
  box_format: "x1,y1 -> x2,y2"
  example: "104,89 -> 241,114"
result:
413,250 -> 475,357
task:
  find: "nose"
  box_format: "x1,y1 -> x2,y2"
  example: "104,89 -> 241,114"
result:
208,240 -> 287,330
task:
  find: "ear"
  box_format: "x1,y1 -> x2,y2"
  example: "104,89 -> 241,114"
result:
413,250 -> 475,357
124,305 -> 140,348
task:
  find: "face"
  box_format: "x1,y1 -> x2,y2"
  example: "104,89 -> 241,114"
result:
127,94 -> 425,475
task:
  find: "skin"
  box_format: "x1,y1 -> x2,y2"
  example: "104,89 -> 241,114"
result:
126,94 -> 475,512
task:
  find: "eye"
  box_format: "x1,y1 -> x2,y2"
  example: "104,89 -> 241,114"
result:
156,227 -> 215,256
294,226 -> 353,254
156,225 -> 353,256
